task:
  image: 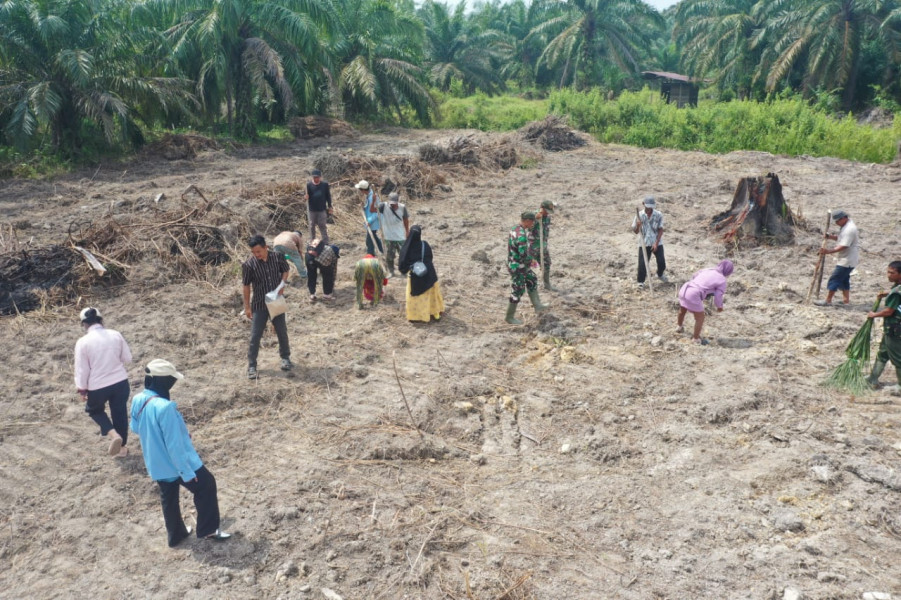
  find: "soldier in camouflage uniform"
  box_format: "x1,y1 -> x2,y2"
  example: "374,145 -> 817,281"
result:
506,211 -> 549,324
866,261 -> 901,391
531,200 -> 556,290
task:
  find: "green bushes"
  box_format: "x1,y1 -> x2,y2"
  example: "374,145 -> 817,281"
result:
435,93 -> 548,131
549,88 -> 900,163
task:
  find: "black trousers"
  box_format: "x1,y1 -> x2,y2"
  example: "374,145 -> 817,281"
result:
248,309 -> 290,368
306,258 -> 337,295
157,465 -> 220,546
637,245 -> 666,283
365,231 -> 383,255
85,379 -> 130,445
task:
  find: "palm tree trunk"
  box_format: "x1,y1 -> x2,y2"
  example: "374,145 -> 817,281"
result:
559,57 -> 570,88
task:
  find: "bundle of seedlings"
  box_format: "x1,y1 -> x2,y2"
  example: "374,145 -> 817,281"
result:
826,296 -> 882,394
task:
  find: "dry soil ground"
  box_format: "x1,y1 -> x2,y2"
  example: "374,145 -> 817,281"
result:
1,128 -> 901,600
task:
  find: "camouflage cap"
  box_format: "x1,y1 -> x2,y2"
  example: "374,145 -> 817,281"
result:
540,200 -> 556,211
521,210 -> 536,221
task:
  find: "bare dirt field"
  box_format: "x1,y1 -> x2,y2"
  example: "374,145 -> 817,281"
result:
1,126 -> 901,600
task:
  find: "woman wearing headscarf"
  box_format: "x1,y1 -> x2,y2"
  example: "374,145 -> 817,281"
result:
677,260 -> 734,344
354,254 -> 387,309
398,225 -> 444,322
305,238 -> 340,301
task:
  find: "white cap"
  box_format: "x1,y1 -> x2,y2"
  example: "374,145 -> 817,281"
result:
145,359 -> 184,380
643,196 -> 656,208
80,307 -> 102,321
354,180 -> 370,190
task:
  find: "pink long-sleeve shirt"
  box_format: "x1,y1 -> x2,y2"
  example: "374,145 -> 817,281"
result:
685,268 -> 729,309
74,324 -> 132,391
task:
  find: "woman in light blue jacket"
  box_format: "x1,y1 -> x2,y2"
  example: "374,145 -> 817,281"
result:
130,359 -> 230,547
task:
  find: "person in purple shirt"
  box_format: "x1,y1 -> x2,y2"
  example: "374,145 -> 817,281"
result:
677,260 -> 734,345
73,307 -> 132,457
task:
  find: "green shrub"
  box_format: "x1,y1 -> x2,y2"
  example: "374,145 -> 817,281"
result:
436,94 -> 548,131
548,88 -> 899,163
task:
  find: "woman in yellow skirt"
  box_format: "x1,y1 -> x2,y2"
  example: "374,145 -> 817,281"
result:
398,225 -> 444,322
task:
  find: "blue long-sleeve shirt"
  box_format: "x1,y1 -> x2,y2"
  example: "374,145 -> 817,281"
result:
130,389 -> 203,483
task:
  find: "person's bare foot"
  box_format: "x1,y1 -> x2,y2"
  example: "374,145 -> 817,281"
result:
115,446 -> 129,458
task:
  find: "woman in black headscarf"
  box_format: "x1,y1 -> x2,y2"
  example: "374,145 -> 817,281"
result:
398,225 -> 444,322
305,238 -> 340,301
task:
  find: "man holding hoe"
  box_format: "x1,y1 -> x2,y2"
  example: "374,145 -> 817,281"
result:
505,211 -> 549,324
815,210 -> 859,307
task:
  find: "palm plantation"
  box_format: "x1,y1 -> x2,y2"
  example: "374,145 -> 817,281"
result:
0,0 -> 899,158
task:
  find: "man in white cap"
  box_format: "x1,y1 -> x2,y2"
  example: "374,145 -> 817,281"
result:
130,359 -> 231,547
377,191 -> 410,277
73,306 -> 132,457
355,180 -> 384,256
631,196 -> 668,287
816,210 -> 859,307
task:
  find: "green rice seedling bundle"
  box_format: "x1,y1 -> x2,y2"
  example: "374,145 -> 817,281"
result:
825,297 -> 882,394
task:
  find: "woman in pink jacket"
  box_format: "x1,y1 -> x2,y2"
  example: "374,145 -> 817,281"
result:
677,260 -> 734,345
74,307 -> 132,457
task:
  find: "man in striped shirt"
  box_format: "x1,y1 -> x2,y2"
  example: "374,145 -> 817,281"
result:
242,235 -> 292,380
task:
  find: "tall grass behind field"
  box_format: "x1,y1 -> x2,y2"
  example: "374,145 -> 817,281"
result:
549,88 -> 900,163
436,93 -> 549,131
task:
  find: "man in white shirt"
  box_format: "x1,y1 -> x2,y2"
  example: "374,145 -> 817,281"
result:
74,307 -> 133,457
816,210 -> 860,306
378,192 -> 410,277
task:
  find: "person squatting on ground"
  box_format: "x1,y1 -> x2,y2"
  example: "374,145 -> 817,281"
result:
74,307 -> 132,457
506,211 -> 549,325
272,230 -> 307,279
242,235 -> 292,380
305,238 -> 340,302
816,210 -> 860,307
398,225 -> 444,322
130,359 -> 231,547
677,260 -> 734,345
632,196 -> 668,287
305,169 -> 332,243
354,254 -> 387,309
531,200 -> 556,290
355,180 -> 384,256
866,261 -> 901,391
378,192 -> 410,277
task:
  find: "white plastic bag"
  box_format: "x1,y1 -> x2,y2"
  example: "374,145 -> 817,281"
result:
265,281 -> 287,318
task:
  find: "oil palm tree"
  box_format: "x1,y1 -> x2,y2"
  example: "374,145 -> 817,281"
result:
492,0 -> 560,88
531,0 -> 664,88
329,0 -> 434,123
0,0 -> 192,151
755,0 -> 891,107
673,0 -> 765,98
137,0 -> 333,137
420,1 -> 506,94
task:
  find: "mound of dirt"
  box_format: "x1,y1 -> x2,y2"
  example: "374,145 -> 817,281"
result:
144,134 -> 219,160
0,245 -> 80,315
289,116 -> 356,139
519,115 -> 587,151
